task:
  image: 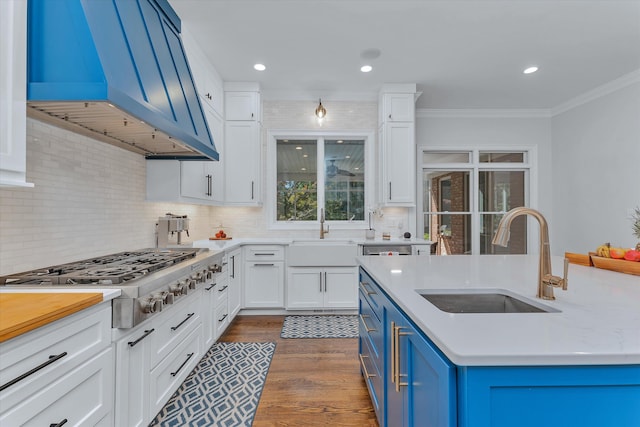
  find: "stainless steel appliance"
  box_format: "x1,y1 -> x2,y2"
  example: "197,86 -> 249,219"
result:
156,213 -> 190,247
0,248 -> 223,328
362,243 -> 413,256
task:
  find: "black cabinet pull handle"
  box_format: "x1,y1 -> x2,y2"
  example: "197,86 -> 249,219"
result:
171,313 -> 195,331
231,255 -> 235,278
218,314 -> 228,322
205,284 -> 215,291
0,352 -> 68,392
128,329 -> 155,347
50,419 -> 68,427
218,285 -> 228,292
170,352 -> 194,377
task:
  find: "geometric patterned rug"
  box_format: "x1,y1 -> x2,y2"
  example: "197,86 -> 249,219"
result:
280,315 -> 358,338
149,342 -> 276,427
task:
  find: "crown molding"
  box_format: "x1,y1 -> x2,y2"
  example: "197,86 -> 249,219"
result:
416,109 -> 551,119
551,68 -> 640,116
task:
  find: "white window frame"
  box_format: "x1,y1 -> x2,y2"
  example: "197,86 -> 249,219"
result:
266,130 -> 375,231
417,146 -> 538,254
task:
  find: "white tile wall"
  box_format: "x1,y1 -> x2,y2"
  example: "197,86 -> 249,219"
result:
0,119 -> 215,275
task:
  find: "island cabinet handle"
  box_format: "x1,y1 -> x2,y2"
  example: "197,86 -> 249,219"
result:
359,314 -> 376,333
359,354 -> 376,379
359,281 -> 376,295
171,313 -> 195,331
394,324 -> 410,392
0,352 -> 68,392
128,329 -> 155,347
170,352 -> 194,377
49,419 -> 68,427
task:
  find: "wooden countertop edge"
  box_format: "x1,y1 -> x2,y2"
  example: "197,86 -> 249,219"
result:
0,293 -> 104,343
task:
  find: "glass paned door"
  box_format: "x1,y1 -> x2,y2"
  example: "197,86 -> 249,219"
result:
276,139 -> 318,221
324,139 -> 365,221
423,170 -> 471,255
479,170 -> 526,254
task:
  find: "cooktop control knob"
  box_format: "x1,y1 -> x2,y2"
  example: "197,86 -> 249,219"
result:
142,297 -> 162,314
159,291 -> 174,305
169,283 -> 184,296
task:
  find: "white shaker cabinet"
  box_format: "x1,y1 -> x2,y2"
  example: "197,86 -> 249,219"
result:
227,248 -> 242,319
378,86 -> 417,207
180,161 -> 216,201
243,245 -> 285,308
287,267 -> 358,310
0,303 -> 113,426
224,84 -> 262,205
0,0 -> 32,188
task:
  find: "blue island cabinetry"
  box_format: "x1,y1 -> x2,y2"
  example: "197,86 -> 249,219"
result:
358,266 -> 640,427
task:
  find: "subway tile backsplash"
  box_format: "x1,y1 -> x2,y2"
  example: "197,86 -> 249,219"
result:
0,119 -> 214,275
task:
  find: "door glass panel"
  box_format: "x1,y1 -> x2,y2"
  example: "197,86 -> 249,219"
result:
478,170 -> 526,254
423,170 -> 471,255
479,152 -> 525,163
423,151 -> 470,164
276,139 -> 317,221
324,139 -> 365,220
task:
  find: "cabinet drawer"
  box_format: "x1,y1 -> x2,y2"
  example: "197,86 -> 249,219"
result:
0,347 -> 114,427
215,279 -> 229,306
359,268 -> 384,319
151,293 -> 201,367
149,325 -> 202,418
359,297 -> 383,368
215,300 -> 229,337
0,304 -> 110,407
359,334 -> 383,422
244,245 -> 285,261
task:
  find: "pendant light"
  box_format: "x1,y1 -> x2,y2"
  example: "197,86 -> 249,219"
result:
315,98 -> 327,119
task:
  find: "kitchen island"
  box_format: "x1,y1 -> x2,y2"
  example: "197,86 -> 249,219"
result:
357,254 -> 640,427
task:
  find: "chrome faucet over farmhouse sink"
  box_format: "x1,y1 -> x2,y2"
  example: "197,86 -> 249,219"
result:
417,289 -> 559,313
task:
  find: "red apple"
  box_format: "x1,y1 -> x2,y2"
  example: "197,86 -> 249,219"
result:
623,249 -> 640,262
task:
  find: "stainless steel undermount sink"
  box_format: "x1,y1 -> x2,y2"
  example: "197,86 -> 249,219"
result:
417,289 -> 559,314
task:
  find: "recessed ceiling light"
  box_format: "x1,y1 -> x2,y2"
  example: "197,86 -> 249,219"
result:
303,154 -> 308,158
295,146 -> 302,150
360,65 -> 373,73
523,66 -> 539,74
254,63 -> 266,71
301,168 -> 306,171
345,155 -> 351,159
337,140 -> 343,143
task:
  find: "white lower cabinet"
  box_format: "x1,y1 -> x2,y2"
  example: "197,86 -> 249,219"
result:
227,248 -> 242,318
114,289 -> 203,426
243,245 -> 285,308
287,267 -> 359,310
214,274 -> 230,337
0,303 -> 113,426
244,261 -> 285,308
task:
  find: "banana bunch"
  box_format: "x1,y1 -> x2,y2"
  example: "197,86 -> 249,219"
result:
596,242 -> 611,258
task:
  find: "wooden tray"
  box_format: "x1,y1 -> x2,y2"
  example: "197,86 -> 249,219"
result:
590,255 -> 640,276
564,252 -> 593,266
209,237 -> 232,240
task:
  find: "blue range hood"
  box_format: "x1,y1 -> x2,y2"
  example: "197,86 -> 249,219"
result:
27,0 -> 218,160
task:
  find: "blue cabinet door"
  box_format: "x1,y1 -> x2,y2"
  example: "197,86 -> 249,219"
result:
384,296 -> 456,427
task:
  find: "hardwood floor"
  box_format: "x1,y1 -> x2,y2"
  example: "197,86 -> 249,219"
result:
219,315 -> 378,427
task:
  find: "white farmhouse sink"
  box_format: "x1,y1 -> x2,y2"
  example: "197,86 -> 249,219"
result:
288,241 -> 358,266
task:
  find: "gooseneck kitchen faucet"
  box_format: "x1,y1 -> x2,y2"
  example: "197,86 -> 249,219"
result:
492,207 -> 568,300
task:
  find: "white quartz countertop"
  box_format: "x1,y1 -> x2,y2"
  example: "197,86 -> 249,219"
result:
357,255 -> 640,366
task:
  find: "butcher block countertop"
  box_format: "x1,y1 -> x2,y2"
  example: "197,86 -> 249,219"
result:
0,293 -> 104,343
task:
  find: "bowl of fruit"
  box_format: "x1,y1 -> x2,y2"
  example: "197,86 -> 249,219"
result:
209,229 -> 231,240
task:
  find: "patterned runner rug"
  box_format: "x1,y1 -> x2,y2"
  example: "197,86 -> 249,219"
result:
280,314 -> 358,338
150,341 -> 276,427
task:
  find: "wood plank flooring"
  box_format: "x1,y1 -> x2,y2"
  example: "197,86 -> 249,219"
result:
218,315 -> 378,427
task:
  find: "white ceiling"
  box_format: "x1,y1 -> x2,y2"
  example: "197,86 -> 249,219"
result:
169,0 -> 640,110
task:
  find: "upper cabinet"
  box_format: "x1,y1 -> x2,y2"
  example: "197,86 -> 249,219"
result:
0,0 -> 32,188
225,92 -> 260,121
378,85 -> 417,206
380,93 -> 415,123
224,83 -> 262,206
